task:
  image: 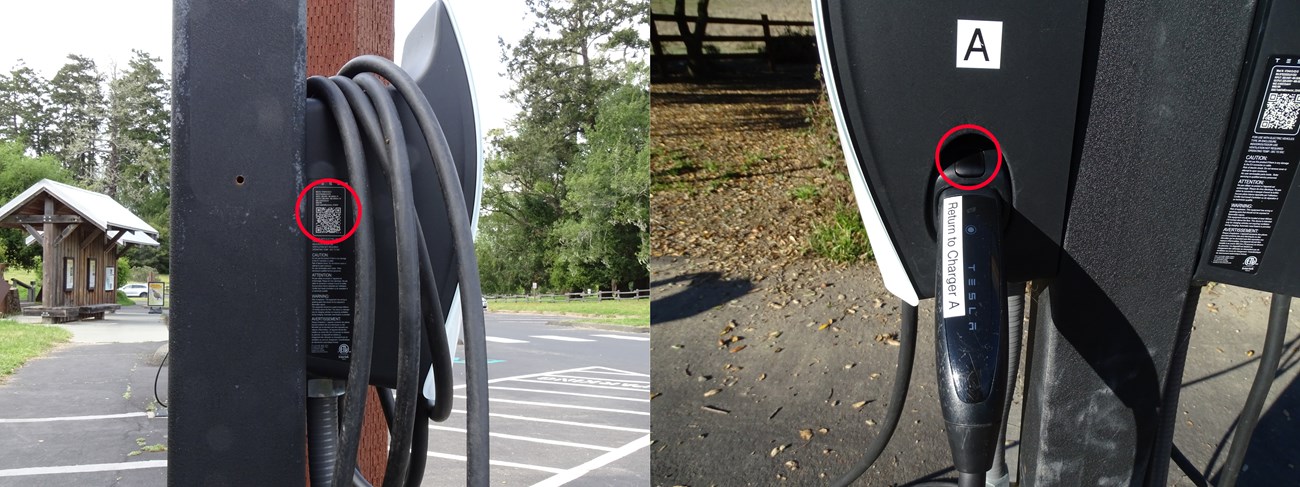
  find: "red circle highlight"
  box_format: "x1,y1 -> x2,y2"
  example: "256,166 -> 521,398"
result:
934,124 -> 1003,191
295,178 -> 362,245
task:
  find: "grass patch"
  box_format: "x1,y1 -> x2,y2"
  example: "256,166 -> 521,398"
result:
486,299 -> 649,326
789,184 -> 820,200
0,319 -> 72,377
116,291 -> 135,306
809,207 -> 873,263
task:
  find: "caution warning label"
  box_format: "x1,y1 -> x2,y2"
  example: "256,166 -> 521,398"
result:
1210,55 -> 1300,274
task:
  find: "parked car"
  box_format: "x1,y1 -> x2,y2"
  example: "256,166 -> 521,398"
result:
481,297 -> 488,309
119,283 -> 149,297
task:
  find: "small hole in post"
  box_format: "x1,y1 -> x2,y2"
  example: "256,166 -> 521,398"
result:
235,175 -> 245,185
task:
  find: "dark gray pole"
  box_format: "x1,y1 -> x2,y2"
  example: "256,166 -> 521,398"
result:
169,1 -> 308,485
1017,1 -> 1256,485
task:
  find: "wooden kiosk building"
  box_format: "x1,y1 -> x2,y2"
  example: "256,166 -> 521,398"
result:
0,179 -> 160,322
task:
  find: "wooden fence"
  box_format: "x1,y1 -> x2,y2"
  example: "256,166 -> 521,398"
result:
650,12 -> 816,72
485,289 -> 650,302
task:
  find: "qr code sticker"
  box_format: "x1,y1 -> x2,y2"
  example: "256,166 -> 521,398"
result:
315,206 -> 342,235
1258,92 -> 1300,132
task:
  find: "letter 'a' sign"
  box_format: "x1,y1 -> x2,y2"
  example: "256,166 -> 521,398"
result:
956,19 -> 1003,69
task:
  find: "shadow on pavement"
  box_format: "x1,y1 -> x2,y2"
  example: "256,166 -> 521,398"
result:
649,272 -> 753,325
1205,350 -> 1300,486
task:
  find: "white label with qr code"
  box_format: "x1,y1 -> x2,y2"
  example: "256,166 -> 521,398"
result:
312,186 -> 346,236
1210,56 -> 1300,274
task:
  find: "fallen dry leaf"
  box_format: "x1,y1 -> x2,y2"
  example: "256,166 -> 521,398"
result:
729,344 -> 747,353
799,429 -> 814,441
703,388 -> 722,397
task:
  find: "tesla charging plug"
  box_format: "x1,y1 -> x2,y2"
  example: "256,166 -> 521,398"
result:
934,141 -> 1009,487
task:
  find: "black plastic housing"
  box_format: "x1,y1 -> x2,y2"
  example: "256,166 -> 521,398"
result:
819,0 -> 1089,296
1196,0 -> 1300,297
303,1 -> 479,388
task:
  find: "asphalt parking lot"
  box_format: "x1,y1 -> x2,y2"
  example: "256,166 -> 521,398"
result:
0,310 -> 649,486
420,313 -> 651,486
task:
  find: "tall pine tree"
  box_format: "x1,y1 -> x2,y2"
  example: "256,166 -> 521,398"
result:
48,54 -> 106,182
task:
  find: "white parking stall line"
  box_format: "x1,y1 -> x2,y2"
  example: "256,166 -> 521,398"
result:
489,386 -> 650,403
0,412 -> 148,423
530,335 -> 596,342
572,366 -> 650,377
426,452 -> 564,474
530,435 -> 651,487
450,410 -> 649,433
590,334 -> 649,342
453,395 -> 649,416
427,425 -> 616,452
0,460 -> 167,477
544,375 -> 649,384
485,336 -> 529,344
453,367 -> 596,390
510,378 -> 650,393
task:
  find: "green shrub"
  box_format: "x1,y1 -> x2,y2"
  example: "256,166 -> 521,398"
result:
810,207 -> 874,263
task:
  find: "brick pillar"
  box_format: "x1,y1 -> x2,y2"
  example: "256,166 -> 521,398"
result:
306,0 -> 394,484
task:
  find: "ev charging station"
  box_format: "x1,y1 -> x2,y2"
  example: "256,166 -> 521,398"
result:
816,0 -> 1299,485
170,1 -> 489,486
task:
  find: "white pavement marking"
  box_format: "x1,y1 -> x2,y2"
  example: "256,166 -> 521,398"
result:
544,375 -> 649,384
485,336 -> 529,344
530,435 -> 651,487
427,425 -> 616,452
450,410 -> 649,433
0,460 -> 167,477
453,367 -> 595,390
578,366 -> 650,377
591,334 -> 649,341
490,386 -> 650,403
510,378 -> 650,392
426,452 -> 564,474
0,412 -> 148,423
530,335 -> 596,342
453,395 -> 649,416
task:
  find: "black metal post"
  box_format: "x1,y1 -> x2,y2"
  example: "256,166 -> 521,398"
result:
169,0 -> 308,485
1017,1 -> 1256,485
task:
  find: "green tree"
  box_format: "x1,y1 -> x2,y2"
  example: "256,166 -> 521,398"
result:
0,62 -> 55,155
483,0 -> 647,292
47,54 -> 106,183
107,51 -> 171,274
551,68 -> 650,291
0,140 -> 73,269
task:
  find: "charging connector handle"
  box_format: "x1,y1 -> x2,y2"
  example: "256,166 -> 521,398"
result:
935,190 -> 1009,483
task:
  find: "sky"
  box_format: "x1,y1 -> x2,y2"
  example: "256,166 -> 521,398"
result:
0,0 -> 531,134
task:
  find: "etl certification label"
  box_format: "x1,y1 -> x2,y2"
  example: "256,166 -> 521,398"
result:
1209,55 -> 1300,274
941,196 -> 965,318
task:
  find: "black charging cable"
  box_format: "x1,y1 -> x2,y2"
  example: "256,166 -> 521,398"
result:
833,286 -> 1025,487
303,54 -> 490,487
1217,293 -> 1291,487
832,301 -> 918,487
